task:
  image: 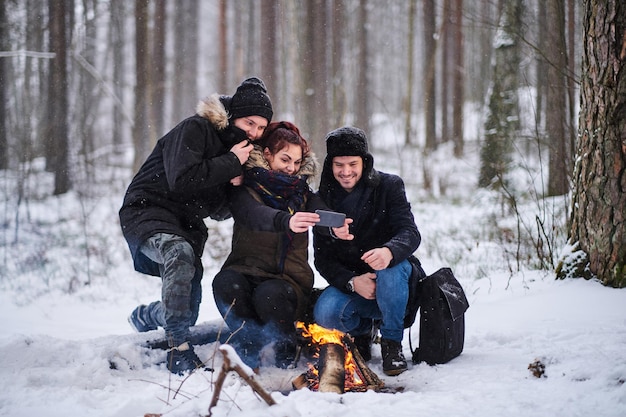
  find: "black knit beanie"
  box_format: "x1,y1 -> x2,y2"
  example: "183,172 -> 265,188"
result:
325,126 -> 369,158
228,77 -> 273,123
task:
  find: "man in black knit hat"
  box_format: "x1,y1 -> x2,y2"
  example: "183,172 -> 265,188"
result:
119,77 -> 273,375
313,126 -> 425,376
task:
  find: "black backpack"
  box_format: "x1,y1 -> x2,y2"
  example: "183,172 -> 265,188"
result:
410,267 -> 469,365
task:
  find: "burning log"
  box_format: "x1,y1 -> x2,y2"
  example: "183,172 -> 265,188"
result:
318,343 -> 345,394
342,335 -> 384,388
292,322 -> 385,393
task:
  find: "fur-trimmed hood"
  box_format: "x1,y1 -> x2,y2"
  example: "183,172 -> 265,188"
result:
245,145 -> 319,181
195,93 -> 229,131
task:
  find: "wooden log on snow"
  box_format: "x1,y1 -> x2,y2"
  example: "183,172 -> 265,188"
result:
318,343 -> 345,394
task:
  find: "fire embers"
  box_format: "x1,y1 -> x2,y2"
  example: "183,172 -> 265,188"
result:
292,322 -> 385,393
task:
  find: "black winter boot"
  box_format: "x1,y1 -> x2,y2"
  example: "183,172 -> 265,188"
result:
353,334 -> 372,362
274,339 -> 298,369
167,342 -> 209,375
381,338 -> 407,376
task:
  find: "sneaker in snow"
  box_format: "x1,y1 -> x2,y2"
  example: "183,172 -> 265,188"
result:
128,304 -> 157,333
167,342 -> 209,375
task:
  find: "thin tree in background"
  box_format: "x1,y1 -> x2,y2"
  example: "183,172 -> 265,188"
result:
558,0 -> 626,288
423,0 -> 437,152
0,0 -> 7,170
404,0 -> 417,146
260,0 -> 278,114
452,0 -> 464,157
331,0 -> 347,128
132,0 -> 150,172
218,0 -> 227,92
47,0 -> 71,194
150,0 -> 166,137
109,0 -> 127,151
535,0 -> 547,128
478,0 -> 522,188
545,0 -> 570,196
354,0 -> 370,137
302,0 -> 330,155
171,0 -> 198,124
440,0 -> 451,144
566,0 -> 578,167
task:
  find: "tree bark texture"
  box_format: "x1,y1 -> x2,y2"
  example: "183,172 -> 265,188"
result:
568,0 -> 626,287
546,0 -> 570,196
0,0 -> 7,170
48,0 -> 71,194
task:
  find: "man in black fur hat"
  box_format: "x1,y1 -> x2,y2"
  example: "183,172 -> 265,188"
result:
119,77 -> 273,375
313,126 -> 425,376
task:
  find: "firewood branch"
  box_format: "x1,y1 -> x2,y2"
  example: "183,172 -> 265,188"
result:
207,345 -> 275,416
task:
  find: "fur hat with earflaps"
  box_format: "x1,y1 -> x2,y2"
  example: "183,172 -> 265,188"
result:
319,126 -> 379,199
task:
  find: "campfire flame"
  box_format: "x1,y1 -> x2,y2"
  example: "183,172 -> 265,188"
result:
295,322 -> 369,391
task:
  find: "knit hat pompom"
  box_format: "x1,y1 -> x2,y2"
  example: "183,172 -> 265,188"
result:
229,77 -> 273,123
325,126 -> 369,158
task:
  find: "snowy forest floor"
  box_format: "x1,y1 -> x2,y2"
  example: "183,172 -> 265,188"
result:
1,133 -> 625,417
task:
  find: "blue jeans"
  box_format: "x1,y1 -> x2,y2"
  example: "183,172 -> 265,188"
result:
313,259 -> 411,342
139,233 -> 202,345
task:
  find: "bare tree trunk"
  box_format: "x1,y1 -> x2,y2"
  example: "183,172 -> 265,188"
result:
110,0 -> 127,151
302,0 -> 329,156
566,0 -> 577,167
404,0 -> 416,146
452,0 -> 464,157
261,0 -> 278,114
535,0 -> 547,129
132,0 -> 150,172
561,0 -> 626,288
440,0 -> 451,145
0,0 -> 7,170
478,0 -> 522,188
171,0 -> 198,124
423,0 -> 437,151
546,0 -> 570,196
151,0 -> 166,136
218,0 -> 228,92
355,0 -> 370,137
331,0 -> 347,128
48,0 -> 71,194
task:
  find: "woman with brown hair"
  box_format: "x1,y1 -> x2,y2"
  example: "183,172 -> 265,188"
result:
212,121 -> 351,371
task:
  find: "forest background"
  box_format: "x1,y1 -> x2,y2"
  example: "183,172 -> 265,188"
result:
0,0 -> 624,297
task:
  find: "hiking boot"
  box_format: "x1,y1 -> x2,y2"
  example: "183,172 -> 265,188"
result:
128,305 -> 158,333
381,338 -> 408,376
352,320 -> 379,362
167,342 -> 208,375
274,340 -> 298,369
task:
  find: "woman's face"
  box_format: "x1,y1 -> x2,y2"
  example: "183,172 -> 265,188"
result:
263,143 -> 303,175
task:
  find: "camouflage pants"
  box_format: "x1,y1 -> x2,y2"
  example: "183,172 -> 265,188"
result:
139,233 -> 202,346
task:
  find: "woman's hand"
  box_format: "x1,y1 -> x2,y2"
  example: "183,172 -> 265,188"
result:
288,212 -> 320,233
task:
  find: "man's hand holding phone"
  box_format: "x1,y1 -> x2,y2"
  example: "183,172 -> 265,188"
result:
315,210 -> 353,240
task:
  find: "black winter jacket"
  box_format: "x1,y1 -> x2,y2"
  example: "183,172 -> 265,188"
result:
313,169 -> 421,291
119,94 -> 246,276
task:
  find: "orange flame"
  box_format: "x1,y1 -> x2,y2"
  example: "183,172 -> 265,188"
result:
296,322 -> 366,391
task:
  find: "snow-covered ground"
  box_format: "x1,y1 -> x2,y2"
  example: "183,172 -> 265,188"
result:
1,126 -> 625,417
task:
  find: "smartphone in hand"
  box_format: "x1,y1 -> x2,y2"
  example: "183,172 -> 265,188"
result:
315,210 -> 346,228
